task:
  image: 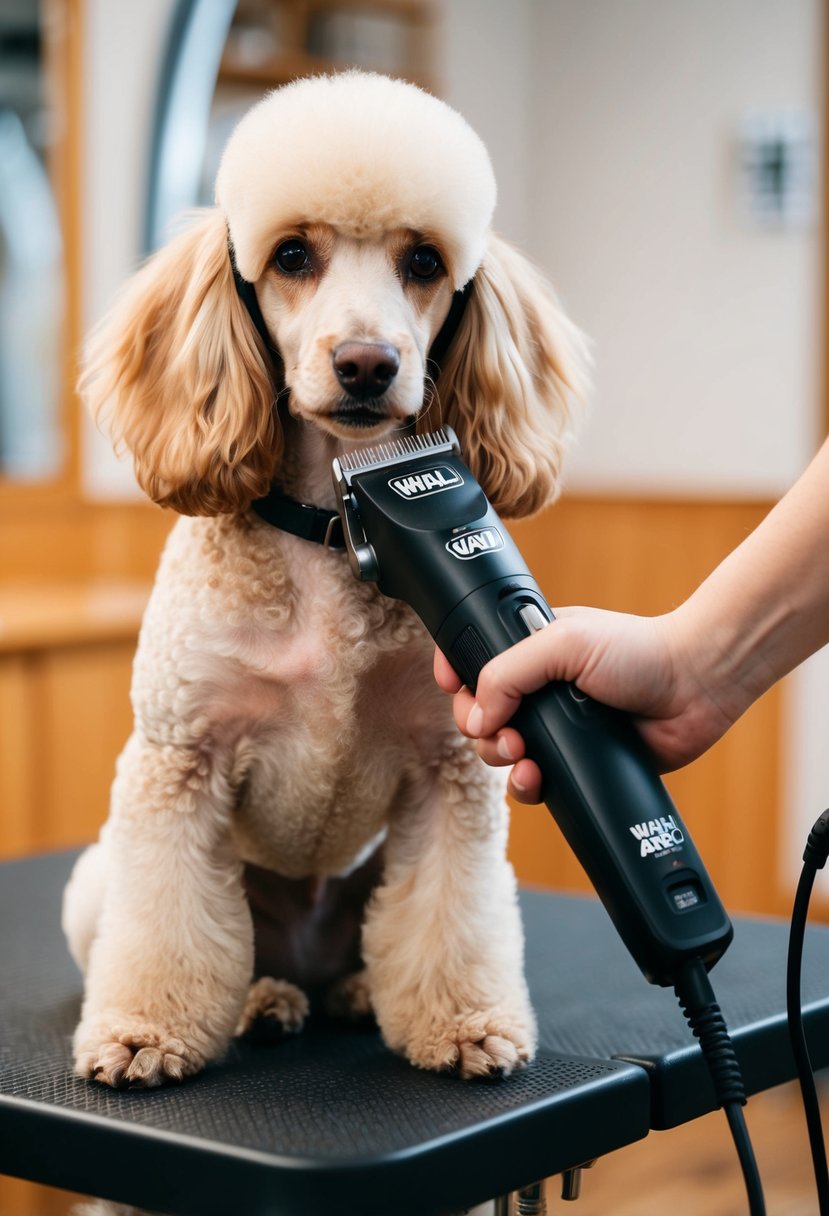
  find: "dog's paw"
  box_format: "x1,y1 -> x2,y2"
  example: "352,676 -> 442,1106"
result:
324,969 -> 375,1022
74,1019 -> 206,1088
406,1009 -> 535,1080
236,977 -> 309,1042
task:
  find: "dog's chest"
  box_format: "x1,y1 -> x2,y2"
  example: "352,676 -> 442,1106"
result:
143,515 -> 449,876
234,648 -> 432,876
233,607 -> 447,876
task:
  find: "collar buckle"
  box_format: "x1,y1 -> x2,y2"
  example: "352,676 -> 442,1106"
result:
251,490 -> 346,550
323,513 -> 345,549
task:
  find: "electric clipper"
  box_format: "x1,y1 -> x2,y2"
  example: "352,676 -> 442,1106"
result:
333,426 -> 733,987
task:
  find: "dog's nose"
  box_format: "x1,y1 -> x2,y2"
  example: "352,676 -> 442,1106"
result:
332,341 -> 400,399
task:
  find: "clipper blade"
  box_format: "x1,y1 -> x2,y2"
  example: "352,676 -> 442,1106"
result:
335,426 -> 459,485
332,426 -> 460,582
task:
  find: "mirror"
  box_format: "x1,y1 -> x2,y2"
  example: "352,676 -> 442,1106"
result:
0,0 -> 64,484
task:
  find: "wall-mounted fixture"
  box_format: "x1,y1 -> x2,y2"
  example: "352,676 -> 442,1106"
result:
739,108 -> 817,230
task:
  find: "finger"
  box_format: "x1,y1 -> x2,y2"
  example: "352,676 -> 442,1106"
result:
451,685 -> 477,735
507,757 -> 543,804
433,647 -> 463,694
474,728 -> 526,768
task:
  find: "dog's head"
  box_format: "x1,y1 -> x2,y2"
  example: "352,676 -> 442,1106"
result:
217,72 -> 493,443
84,71 -> 587,518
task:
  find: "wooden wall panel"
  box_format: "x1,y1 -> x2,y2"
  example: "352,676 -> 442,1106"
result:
0,499 -> 173,584
0,640 -> 134,860
0,578 -> 142,861
508,497 -> 769,615
0,656 -> 38,857
38,642 -> 134,849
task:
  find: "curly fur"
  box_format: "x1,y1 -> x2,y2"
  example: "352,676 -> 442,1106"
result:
64,71 -> 588,1089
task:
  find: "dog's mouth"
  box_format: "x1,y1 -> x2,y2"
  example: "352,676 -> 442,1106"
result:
326,398 -> 400,433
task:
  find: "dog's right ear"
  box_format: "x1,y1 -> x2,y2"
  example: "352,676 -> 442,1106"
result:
429,233 -> 589,521
81,208 -> 281,515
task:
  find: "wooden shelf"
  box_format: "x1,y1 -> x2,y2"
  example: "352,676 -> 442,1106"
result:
219,49 -> 434,90
0,580 -> 150,653
218,0 -> 438,91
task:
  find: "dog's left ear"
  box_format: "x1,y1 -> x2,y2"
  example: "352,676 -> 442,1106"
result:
429,233 -> 589,519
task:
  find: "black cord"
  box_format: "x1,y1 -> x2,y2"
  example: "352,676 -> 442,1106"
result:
675,957 -> 766,1216
724,1102 -> 766,1216
786,808 -> 829,1215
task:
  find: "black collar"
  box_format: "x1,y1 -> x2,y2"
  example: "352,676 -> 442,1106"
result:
251,489 -> 345,549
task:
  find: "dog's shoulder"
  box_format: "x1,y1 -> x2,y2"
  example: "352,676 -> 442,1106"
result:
133,510 -> 426,699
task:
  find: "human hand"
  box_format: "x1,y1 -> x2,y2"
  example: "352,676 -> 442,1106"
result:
434,606 -> 739,802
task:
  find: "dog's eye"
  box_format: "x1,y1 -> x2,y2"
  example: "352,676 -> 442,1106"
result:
407,245 -> 444,282
273,239 -> 311,274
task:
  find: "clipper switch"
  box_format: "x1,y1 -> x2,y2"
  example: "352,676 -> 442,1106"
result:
518,603 -> 550,635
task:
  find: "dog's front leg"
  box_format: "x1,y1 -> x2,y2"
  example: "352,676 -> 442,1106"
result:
363,740 -> 537,1079
72,732 -> 253,1088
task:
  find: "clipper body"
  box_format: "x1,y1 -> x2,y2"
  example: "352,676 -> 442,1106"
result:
333,430 -> 733,986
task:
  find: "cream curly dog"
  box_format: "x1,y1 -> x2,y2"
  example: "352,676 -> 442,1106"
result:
63,71 -> 587,1088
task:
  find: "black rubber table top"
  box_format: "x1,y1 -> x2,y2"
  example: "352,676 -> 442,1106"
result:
523,887 -> 829,1127
1,849 -> 828,1215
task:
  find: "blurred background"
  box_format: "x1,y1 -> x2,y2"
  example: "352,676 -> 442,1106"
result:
0,0 -> 825,911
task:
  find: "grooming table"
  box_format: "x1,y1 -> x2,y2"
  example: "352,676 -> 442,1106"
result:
1,852 -> 828,1215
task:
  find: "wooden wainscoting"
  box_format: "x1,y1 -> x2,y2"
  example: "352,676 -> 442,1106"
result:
0,500 -> 173,859
0,582 -> 149,857
0,493 -> 791,917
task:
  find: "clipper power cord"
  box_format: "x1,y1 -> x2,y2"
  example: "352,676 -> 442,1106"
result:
332,426 -> 829,1216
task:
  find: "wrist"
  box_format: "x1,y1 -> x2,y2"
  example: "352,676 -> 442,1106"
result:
667,588 -> 785,729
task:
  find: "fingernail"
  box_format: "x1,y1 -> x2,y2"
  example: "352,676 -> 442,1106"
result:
466,703 -> 484,736
497,735 -> 515,761
511,772 -> 527,794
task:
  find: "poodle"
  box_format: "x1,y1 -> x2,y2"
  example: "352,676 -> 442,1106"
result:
62,70 -> 587,1088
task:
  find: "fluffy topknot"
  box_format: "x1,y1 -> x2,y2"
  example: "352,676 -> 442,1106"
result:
215,71 -> 497,290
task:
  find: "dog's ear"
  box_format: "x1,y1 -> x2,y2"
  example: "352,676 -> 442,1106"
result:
81,209 -> 280,516
429,233 -> 589,519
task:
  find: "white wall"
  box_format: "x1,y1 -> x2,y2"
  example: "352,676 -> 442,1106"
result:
529,0 -> 824,498
438,0 -> 535,248
81,0 -> 176,498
